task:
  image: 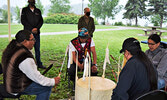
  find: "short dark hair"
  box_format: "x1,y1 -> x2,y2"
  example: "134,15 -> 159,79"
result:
148,34 -> 161,44
84,7 -> 90,13
15,30 -> 32,43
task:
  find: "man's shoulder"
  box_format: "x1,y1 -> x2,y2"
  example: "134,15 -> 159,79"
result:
22,6 -> 29,10
89,16 -> 94,19
35,7 -> 41,11
71,37 -> 78,42
79,16 -> 84,20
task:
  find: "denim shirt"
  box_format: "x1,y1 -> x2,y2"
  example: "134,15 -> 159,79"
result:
145,46 -> 167,81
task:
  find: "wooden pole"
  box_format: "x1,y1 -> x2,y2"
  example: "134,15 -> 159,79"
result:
7,0 -> 11,41
82,0 -> 84,15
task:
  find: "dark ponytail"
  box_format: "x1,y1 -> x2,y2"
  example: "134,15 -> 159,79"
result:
129,49 -> 157,90
121,37 -> 157,90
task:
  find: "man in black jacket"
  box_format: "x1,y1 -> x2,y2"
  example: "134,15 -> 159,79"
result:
21,0 -> 45,69
78,7 -> 95,37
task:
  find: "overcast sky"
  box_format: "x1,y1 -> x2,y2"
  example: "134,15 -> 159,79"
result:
0,0 -> 90,7
0,0 -> 127,8
2,0 -> 153,26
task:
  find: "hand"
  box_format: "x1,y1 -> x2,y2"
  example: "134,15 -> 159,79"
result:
79,63 -> 84,70
32,28 -> 38,34
54,76 -> 61,86
91,65 -> 97,73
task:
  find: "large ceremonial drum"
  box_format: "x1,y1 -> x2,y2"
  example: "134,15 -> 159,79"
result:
75,76 -> 116,100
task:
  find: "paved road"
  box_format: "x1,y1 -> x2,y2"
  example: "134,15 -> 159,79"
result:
0,26 -> 143,38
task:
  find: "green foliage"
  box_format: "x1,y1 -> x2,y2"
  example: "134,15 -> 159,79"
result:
36,0 -> 44,14
49,0 -> 71,14
151,15 -> 160,26
88,0 -> 121,24
44,13 -> 81,24
148,0 -> 167,27
44,13 -> 99,24
114,22 -> 125,26
15,6 -> 21,23
2,10 -> 8,23
123,0 -> 147,26
0,9 -> 13,23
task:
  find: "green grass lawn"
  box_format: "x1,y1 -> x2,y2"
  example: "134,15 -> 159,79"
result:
0,24 -> 167,99
0,24 -> 115,35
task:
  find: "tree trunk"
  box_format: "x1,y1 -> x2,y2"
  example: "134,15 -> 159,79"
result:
135,16 -> 138,26
160,15 -> 163,28
102,17 -> 106,25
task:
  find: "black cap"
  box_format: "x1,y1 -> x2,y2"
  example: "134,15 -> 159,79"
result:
120,38 -> 141,53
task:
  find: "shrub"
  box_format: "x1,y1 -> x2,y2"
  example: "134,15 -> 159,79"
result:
114,22 -> 124,26
44,13 -> 81,24
44,13 -> 98,25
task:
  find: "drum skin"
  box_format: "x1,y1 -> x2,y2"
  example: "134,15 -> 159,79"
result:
75,76 -> 116,100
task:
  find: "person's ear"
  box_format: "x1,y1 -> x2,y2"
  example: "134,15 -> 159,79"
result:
21,40 -> 27,45
157,42 -> 160,46
124,50 -> 130,56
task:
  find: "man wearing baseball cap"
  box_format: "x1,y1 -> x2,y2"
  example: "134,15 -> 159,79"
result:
112,37 -> 157,100
68,28 -> 98,88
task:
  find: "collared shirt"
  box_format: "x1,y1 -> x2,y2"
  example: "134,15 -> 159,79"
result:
19,58 -> 55,86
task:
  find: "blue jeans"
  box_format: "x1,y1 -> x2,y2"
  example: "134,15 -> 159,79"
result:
158,78 -> 165,89
33,33 -> 43,67
21,82 -> 52,100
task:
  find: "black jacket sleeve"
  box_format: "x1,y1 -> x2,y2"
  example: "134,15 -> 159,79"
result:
21,8 -> 33,30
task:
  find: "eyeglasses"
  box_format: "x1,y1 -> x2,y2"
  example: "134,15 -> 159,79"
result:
29,38 -> 36,41
148,43 -> 156,45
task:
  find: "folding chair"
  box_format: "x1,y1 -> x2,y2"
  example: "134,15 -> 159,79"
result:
136,90 -> 167,100
0,63 -> 21,100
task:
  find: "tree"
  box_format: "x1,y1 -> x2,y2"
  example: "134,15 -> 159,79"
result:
123,0 -> 148,26
36,0 -> 44,14
2,10 -> 8,23
148,0 -> 167,28
15,6 -> 21,23
0,5 -> 12,23
49,0 -> 71,14
88,0 -> 122,25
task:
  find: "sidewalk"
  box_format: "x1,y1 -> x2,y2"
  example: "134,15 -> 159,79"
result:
0,26 -> 143,38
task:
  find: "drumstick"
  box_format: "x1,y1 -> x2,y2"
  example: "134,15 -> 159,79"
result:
54,45 -> 68,89
59,45 -> 69,77
42,64 -> 53,75
111,66 -> 117,82
110,54 -> 118,82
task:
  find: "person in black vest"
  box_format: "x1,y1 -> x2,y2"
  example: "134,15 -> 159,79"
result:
68,28 -> 98,85
21,0 -> 45,69
78,7 -> 95,37
1,30 -> 60,100
112,38 -> 157,100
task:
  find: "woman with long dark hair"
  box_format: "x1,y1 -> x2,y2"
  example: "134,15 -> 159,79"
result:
112,37 -> 157,100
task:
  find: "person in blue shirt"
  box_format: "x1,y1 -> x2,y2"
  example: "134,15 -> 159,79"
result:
112,37 -> 157,100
